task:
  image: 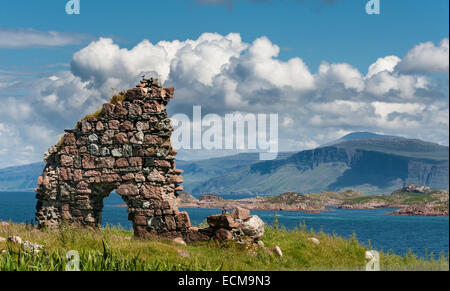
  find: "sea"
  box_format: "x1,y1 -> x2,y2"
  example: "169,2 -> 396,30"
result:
1,191 -> 448,258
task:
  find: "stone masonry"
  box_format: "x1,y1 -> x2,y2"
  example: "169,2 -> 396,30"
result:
35,78 -> 190,239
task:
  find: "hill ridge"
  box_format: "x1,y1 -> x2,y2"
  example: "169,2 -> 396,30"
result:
1,135 -> 448,194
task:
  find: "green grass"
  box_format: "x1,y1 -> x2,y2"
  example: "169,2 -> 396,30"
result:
72,92 -> 126,131
110,92 -> 126,105
83,108 -> 103,119
1,222 -> 448,271
55,135 -> 65,148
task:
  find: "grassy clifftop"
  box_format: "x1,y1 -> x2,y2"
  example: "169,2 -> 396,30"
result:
1,223 -> 448,271
337,189 -> 449,214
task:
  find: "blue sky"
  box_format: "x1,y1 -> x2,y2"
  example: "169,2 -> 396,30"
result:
0,0 -> 449,166
1,0 -> 448,72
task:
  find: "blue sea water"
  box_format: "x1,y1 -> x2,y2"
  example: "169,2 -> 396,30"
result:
1,191 -> 448,258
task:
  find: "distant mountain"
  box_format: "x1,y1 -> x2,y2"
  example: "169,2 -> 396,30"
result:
1,133 -> 448,195
0,162 -> 44,191
176,152 -> 294,192
333,138 -> 449,161
321,132 -> 399,147
179,134 -> 449,195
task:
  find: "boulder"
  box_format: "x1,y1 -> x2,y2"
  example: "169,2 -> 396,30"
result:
241,215 -> 265,239
207,214 -> 241,229
215,228 -> 233,242
185,227 -> 212,242
231,207 -> 250,221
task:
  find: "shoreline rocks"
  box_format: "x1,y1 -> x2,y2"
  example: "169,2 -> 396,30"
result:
398,184 -> 431,194
178,192 -> 328,213
177,189 -> 448,217
185,207 -> 265,244
118,185 -> 448,218
390,205 -> 449,217
336,186 -> 448,216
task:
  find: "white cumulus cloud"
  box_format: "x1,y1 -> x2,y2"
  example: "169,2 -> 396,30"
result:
396,38 -> 449,74
366,55 -> 401,78
0,33 -> 448,167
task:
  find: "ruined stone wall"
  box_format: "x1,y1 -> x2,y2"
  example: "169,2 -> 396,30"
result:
35,78 -> 190,239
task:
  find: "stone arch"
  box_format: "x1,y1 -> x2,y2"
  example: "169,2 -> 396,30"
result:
35,78 -> 191,239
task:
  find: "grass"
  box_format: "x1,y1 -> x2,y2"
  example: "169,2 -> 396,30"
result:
83,108 -> 103,120
57,107 -> 104,148
72,91 -> 127,131
1,222 -> 448,271
110,92 -> 126,105
55,135 -> 65,148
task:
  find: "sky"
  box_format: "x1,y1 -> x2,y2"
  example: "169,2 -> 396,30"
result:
0,0 -> 449,167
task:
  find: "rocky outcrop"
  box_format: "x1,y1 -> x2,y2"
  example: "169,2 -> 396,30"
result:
178,187 -> 449,217
305,190 -> 365,207
199,193 -> 223,202
178,192 -> 326,212
391,204 -> 449,217
338,186 -> 449,216
390,191 -> 449,216
178,192 -> 198,205
339,203 -> 382,210
35,78 -> 191,240
396,184 -> 431,194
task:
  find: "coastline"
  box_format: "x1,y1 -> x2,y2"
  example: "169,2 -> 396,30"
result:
178,189 -> 449,217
